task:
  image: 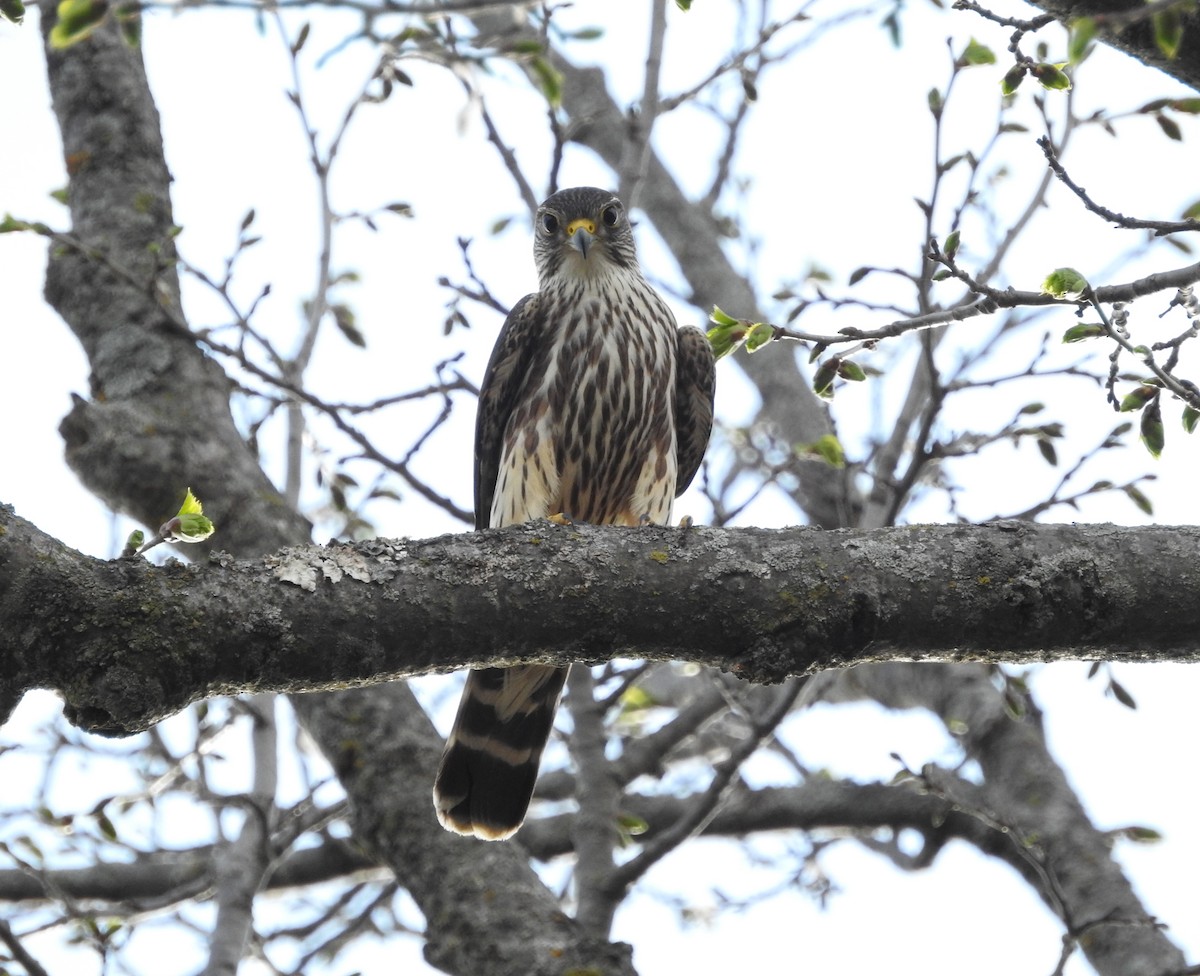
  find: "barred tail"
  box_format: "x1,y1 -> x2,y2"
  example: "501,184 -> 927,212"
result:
433,664 -> 568,840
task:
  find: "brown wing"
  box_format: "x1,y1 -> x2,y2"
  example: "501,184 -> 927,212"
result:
674,325 -> 716,495
473,293 -> 544,530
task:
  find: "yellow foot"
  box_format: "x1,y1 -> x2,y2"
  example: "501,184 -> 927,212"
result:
677,514 -> 695,529
547,513 -> 575,525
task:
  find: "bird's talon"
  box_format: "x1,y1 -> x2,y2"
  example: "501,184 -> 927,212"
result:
548,512 -> 575,526
677,514 -> 694,529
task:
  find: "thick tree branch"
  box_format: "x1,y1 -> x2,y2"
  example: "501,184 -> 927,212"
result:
3,504 -> 1198,735
0,840 -> 377,907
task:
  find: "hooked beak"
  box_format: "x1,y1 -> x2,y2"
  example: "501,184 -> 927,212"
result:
566,218 -> 596,259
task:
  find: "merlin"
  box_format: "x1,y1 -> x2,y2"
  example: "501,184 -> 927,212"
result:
433,186 -> 716,840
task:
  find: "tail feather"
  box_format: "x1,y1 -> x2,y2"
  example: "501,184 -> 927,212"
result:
433,664 -> 567,840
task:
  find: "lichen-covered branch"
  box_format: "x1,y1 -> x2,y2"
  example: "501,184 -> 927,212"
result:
3,504 -> 1199,735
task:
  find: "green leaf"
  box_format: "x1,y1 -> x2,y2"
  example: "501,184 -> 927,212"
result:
617,813 -> 649,836
674,0 -> 692,8
1123,484 -> 1154,516
943,229 -> 960,258
1067,17 -> 1097,65
1153,7 -> 1183,60
1183,200 -> 1200,221
1041,267 -> 1090,300
1036,438 -> 1058,466
1062,322 -> 1106,343
744,322 -> 774,354
848,267 -> 872,286
706,315 -> 750,361
291,21 -> 310,54
1001,63 -> 1027,96
1019,402 -> 1045,415
95,812 -> 118,842
1109,677 -> 1138,710
331,303 -> 366,348
49,0 -> 109,48
0,214 -> 33,234
927,87 -> 944,117
1140,398 -> 1165,458
1,0 -> 25,24
837,360 -> 867,382
529,56 -> 563,108
1119,385 -> 1158,413
801,434 -> 845,468
957,37 -> 996,67
508,39 -> 545,54
709,305 -> 738,327
811,358 -> 840,399
170,513 -> 216,543
179,488 -> 204,517
618,686 -> 659,714
1031,62 -> 1072,91
882,9 -> 901,48
1155,113 -> 1183,141
160,488 -> 216,543
1171,98 -> 1200,114
1114,825 -> 1163,843
1183,405 -> 1199,433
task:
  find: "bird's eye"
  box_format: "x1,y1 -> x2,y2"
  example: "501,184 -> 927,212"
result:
541,212 -> 559,234
601,205 -> 619,227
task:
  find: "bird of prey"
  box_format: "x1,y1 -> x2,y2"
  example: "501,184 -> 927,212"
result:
433,186 -> 716,840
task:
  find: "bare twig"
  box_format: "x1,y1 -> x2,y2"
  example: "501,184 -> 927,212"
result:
1037,136 -> 1200,236
0,918 -> 52,976
602,679 -> 807,895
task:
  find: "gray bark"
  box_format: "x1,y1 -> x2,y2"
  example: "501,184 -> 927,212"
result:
3,505 -> 1199,734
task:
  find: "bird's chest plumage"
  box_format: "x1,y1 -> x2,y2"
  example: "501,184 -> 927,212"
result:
492,275 -> 679,527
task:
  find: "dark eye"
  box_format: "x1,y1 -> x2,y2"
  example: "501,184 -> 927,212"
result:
601,205 -> 619,227
541,212 -> 559,234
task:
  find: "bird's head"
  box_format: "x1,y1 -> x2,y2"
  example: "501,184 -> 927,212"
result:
533,186 -> 640,285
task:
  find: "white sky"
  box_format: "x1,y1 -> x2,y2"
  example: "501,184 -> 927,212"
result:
2,1 -> 1199,974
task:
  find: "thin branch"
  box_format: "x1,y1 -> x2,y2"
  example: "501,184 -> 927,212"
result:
200,696 -> 279,976
1037,135 -> 1200,236
602,678 -> 807,895
567,667 -> 622,937
0,918 -> 52,976
618,0 -> 668,210
7,221 -> 475,524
